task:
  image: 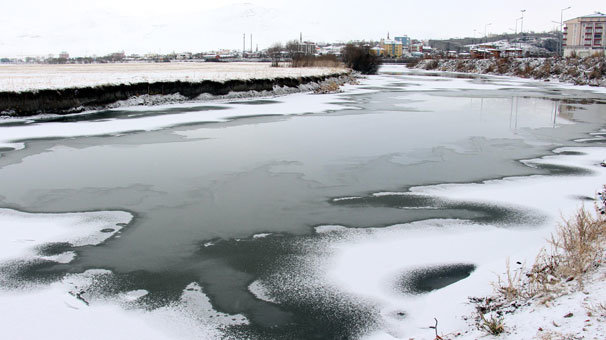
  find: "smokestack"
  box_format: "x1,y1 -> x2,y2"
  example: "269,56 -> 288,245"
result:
300,32 -> 302,43
250,34 -> 253,53
243,33 -> 246,55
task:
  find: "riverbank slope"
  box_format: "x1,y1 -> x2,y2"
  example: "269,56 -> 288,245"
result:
413,57 -> 606,87
0,62 -> 349,116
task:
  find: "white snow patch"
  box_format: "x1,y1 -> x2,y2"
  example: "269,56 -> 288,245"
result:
0,208 -> 131,264
0,271 -> 247,340
372,192 -> 409,197
315,225 -> 349,234
252,233 -> 272,239
248,280 -> 278,304
119,289 -> 149,302
332,196 -> 363,202
40,251 -> 77,264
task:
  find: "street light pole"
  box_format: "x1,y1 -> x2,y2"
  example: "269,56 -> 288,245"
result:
485,23 -> 492,43
520,10 -> 526,50
560,6 -> 571,57
516,17 -> 522,36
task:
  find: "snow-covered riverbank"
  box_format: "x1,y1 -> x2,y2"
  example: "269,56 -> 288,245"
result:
413,57 -> 606,87
0,62 -> 350,115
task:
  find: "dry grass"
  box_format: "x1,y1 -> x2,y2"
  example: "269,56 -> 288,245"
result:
548,207 -> 606,288
494,258 -> 525,300
291,55 -> 343,68
476,187 -> 606,335
424,60 -> 440,70
314,80 -> 341,94
479,313 -> 505,335
494,198 -> 606,306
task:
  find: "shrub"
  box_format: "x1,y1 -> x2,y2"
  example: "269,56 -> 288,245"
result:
494,189 -> 606,303
291,54 -> 341,68
496,58 -> 510,74
424,59 -> 440,70
455,60 -> 467,72
479,313 -> 505,335
341,44 -> 382,75
533,61 -> 552,79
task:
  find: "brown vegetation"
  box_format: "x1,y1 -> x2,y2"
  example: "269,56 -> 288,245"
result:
473,186 -> 606,336
415,56 -> 606,87
291,54 -> 342,68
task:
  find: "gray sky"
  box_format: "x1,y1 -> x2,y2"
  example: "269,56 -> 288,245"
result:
1,0 -> 603,57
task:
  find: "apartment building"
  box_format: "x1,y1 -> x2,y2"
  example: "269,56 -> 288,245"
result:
380,39 -> 403,58
394,36 -> 411,49
563,12 -> 606,57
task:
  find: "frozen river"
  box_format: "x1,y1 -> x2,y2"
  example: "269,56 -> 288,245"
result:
1,65 -> 606,339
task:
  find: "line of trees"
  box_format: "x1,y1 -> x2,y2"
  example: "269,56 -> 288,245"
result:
269,42 -> 381,75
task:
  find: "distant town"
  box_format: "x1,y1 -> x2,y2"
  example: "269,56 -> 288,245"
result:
1,12 -> 604,65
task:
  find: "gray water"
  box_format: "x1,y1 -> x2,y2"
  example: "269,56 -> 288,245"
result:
2,68 -> 606,339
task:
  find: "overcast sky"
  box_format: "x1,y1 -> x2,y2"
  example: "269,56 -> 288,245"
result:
1,0 -> 604,57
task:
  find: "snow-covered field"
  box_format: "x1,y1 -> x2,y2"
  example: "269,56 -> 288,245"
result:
0,62 -> 347,92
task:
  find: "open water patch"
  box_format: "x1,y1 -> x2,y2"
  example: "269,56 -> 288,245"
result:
396,263 -> 476,295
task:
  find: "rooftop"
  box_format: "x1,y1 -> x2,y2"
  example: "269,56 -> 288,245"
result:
565,12 -> 606,22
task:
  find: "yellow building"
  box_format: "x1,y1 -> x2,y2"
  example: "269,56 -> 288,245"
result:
381,39 -> 403,58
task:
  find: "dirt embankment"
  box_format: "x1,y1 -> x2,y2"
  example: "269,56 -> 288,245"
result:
0,73 -> 349,116
413,57 -> 606,87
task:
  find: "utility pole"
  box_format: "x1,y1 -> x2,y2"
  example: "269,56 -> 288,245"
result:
560,6 -> 571,57
243,33 -> 246,56
515,17 -> 522,36
520,9 -> 526,50
485,23 -> 492,43
250,34 -> 253,53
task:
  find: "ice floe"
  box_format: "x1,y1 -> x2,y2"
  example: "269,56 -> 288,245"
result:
248,280 -> 278,304
0,208 -> 131,264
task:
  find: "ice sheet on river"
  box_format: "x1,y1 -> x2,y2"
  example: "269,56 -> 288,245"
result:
0,91 -> 355,151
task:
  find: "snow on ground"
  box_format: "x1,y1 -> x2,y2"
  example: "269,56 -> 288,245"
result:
317,147 -> 606,340
0,208 -> 248,340
383,64 -> 606,95
0,62 -> 348,92
0,271 -> 248,340
487,265 -> 606,340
